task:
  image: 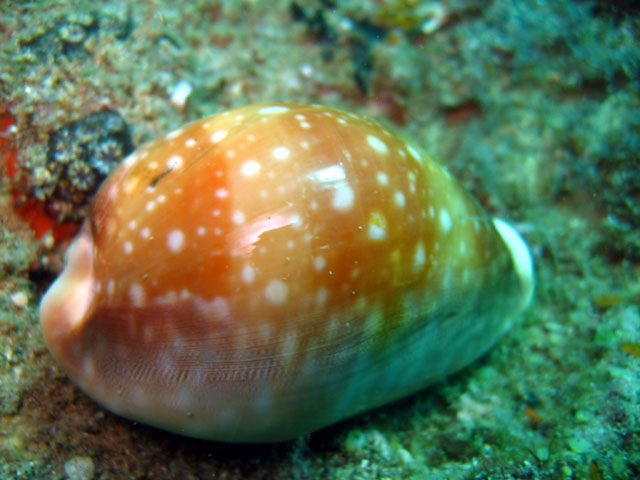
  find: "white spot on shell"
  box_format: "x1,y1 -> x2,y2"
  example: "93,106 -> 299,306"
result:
197,226 -> 206,236
290,214 -> 303,229
123,153 -> 138,167
367,134 -> 388,154
440,209 -> 452,233
167,155 -> 183,169
273,146 -> 290,160
108,186 -> 119,200
368,224 -> 387,240
407,144 -> 421,161
215,188 -> 229,199
129,283 -> 145,307
185,138 -> 196,148
258,105 -> 289,115
210,130 -> 228,143
210,297 -> 230,319
140,227 -> 151,239
376,171 -> 389,186
232,210 -> 245,224
316,288 -> 328,307
309,165 -> 346,183
167,230 -> 185,253
241,160 -> 261,177
394,191 -> 406,208
413,242 -> 426,273
367,212 -> 387,241
242,265 -> 255,284
265,280 -> 288,305
165,127 -> 183,140
155,291 -> 178,305
314,256 -> 326,271
332,184 -> 354,212
123,241 -> 133,255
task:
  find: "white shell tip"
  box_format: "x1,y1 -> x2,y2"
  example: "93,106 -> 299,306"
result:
493,218 -> 534,312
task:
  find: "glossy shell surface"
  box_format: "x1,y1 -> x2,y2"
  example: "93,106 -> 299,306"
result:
40,103 -> 534,442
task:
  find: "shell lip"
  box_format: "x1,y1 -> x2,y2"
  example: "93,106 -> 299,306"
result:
39,223 -> 96,357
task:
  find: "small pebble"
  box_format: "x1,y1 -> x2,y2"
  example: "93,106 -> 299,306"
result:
64,456 -> 95,480
10,291 -> 28,308
568,436 -> 591,454
170,80 -> 193,108
420,3 -> 447,34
